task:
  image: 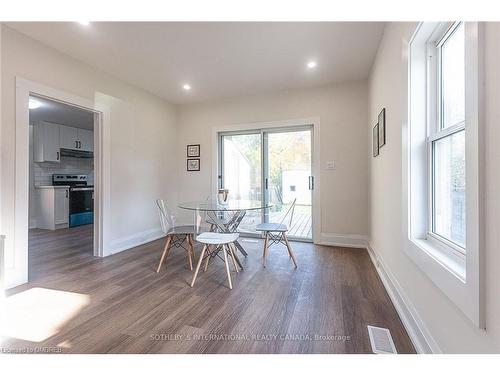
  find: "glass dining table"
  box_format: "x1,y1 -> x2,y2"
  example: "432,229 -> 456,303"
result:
178,199 -> 272,261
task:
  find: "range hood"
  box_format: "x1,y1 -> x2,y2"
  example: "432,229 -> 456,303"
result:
60,148 -> 94,159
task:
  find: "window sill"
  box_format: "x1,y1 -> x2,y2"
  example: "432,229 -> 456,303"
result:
411,238 -> 466,282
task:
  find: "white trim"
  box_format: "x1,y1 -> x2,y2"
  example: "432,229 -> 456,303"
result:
0,235 -> 5,294
211,117 -> 321,243
318,233 -> 368,248
366,242 -> 442,354
8,77 -> 110,289
108,229 -> 165,255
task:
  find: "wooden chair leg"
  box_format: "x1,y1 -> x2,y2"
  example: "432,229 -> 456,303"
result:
283,233 -> 298,268
229,244 -> 239,273
187,246 -> 193,271
262,231 -> 269,267
156,235 -> 172,273
191,245 -> 207,287
204,245 -> 212,272
229,243 -> 242,270
222,245 -> 233,290
188,234 -> 196,262
185,235 -> 193,271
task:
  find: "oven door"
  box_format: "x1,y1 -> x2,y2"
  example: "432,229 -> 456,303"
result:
69,187 -> 94,227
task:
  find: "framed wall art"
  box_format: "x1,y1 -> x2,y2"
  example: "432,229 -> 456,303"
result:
187,158 -> 200,171
187,144 -> 200,158
373,123 -> 379,157
378,108 -> 386,147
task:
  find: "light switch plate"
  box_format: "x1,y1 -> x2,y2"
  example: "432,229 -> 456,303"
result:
326,161 -> 335,170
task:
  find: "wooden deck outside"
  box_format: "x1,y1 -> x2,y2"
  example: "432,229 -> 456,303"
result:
238,205 -> 312,240
284,206 -> 312,239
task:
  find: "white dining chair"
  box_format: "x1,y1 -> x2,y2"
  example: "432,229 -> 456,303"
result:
255,198 -> 298,268
156,199 -> 197,273
190,232 -> 240,290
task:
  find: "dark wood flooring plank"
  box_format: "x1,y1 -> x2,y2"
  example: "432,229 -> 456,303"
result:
0,226 -> 416,354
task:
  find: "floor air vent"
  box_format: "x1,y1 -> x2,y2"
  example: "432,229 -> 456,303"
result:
367,325 -> 397,354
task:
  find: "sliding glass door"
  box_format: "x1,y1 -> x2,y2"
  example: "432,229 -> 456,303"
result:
219,132 -> 262,235
264,128 -> 312,240
219,126 -> 313,241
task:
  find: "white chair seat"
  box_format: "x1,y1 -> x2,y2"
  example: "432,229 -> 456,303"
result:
166,225 -> 197,235
255,223 -> 288,232
196,232 -> 239,245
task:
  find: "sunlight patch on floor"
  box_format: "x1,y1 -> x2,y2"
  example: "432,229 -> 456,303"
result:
0,287 -> 90,343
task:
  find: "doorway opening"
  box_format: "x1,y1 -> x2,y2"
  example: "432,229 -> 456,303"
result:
28,95 -> 97,282
218,126 -> 313,242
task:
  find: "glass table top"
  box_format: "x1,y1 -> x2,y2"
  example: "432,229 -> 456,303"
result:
178,199 -> 272,212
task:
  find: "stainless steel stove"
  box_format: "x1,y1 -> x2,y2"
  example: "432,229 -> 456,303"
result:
52,174 -> 94,227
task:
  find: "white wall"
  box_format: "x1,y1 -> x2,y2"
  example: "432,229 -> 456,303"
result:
1,26 -> 178,277
0,24 -> 3,241
368,22 -> 500,353
176,82 -> 369,239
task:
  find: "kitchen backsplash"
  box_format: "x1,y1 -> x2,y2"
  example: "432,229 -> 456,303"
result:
33,156 -> 94,186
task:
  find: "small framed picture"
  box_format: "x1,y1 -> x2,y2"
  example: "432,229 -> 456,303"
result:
378,108 -> 386,147
187,158 -> 200,171
187,144 -> 200,157
373,124 -> 379,157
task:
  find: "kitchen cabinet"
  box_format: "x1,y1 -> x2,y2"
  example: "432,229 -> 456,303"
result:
59,125 -> 94,152
35,186 -> 69,230
33,122 -> 61,163
54,188 -> 70,225
78,129 -> 94,152
59,125 -> 79,150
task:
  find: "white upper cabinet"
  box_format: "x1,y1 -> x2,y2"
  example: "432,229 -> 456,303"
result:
60,125 -> 79,150
33,122 -> 61,163
34,123 -> 93,161
78,129 -> 94,152
59,125 -> 94,152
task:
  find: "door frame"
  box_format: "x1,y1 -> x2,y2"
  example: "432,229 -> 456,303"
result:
9,77 -> 110,288
211,117 -> 321,243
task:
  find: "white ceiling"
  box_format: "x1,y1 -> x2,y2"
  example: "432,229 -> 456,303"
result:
9,22 -> 385,104
30,96 -> 94,130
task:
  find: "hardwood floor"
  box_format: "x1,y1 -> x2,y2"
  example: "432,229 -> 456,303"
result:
1,226 -> 415,354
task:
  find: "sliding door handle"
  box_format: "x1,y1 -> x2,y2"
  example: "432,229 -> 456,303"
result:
308,176 -> 314,190
265,178 -> 268,190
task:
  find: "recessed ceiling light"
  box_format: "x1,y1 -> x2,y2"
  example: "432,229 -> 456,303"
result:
183,84 -> 191,91
307,61 -> 317,69
77,21 -> 90,26
29,98 -> 42,110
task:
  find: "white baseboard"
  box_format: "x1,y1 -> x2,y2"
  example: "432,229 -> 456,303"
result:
317,233 -> 369,248
366,242 -> 442,354
107,228 -> 165,256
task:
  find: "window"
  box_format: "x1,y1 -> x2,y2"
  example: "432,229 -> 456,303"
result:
429,22 -> 466,251
432,130 -> 465,247
407,22 -> 483,327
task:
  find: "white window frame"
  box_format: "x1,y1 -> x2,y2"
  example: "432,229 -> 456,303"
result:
426,22 -> 466,256
404,22 -> 484,328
